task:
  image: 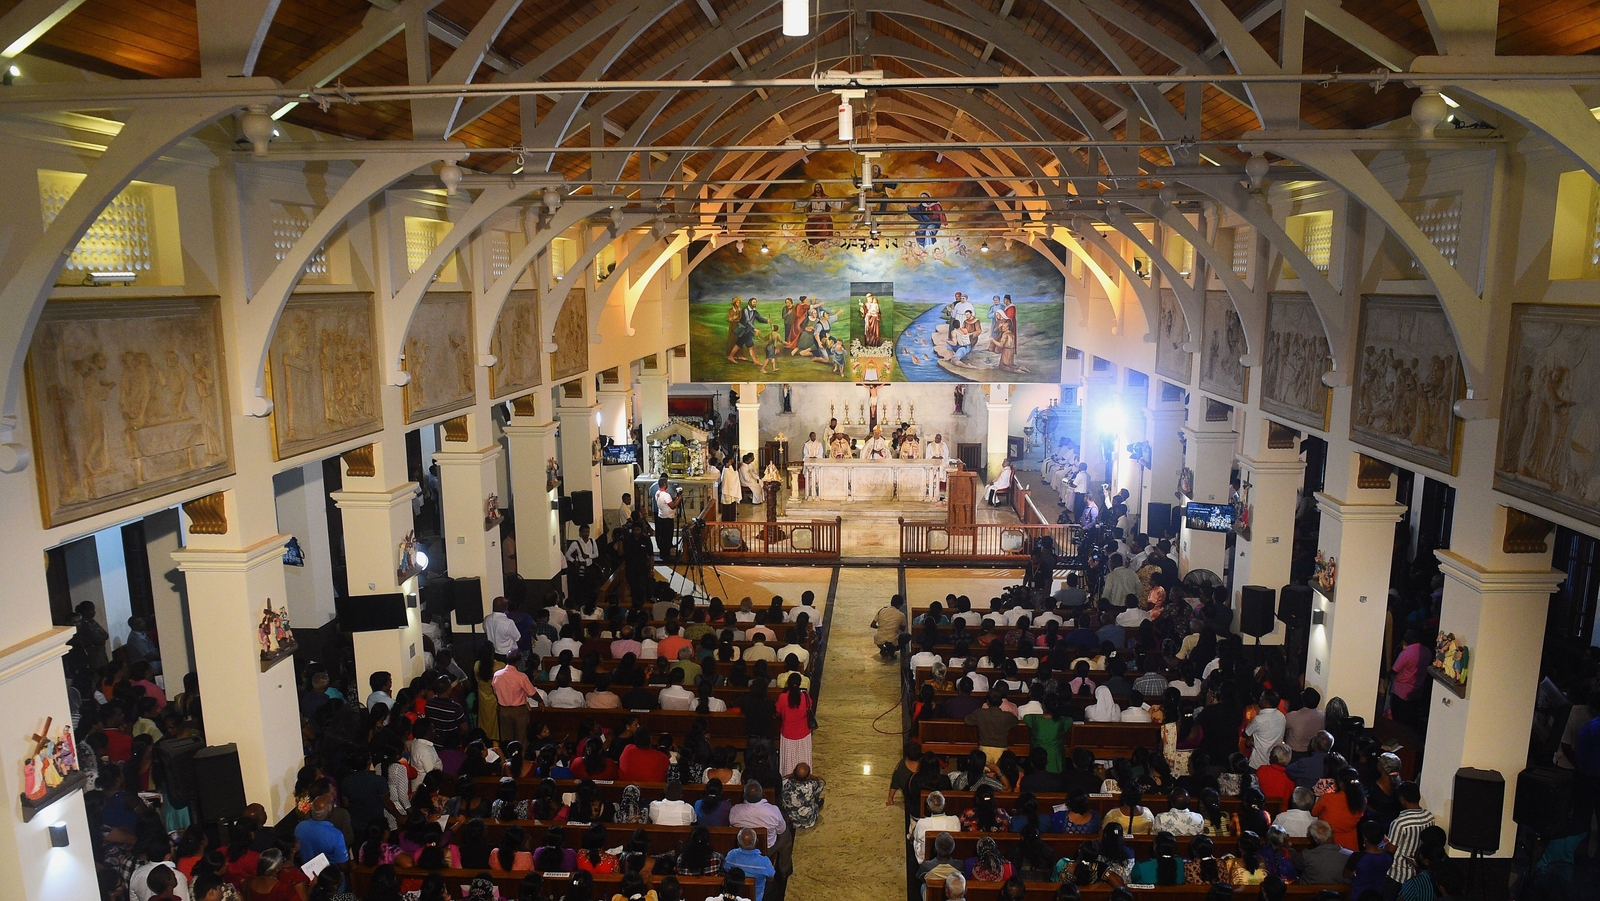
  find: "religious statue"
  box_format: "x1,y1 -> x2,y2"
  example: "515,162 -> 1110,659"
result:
761,462 -> 782,484
259,600 -> 297,661
546,457 -> 562,492
954,384 -> 966,414
780,384 -> 793,414
397,530 -> 424,582
23,717 -> 78,802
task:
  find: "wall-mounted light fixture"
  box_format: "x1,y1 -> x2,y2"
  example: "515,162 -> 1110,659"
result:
1311,609 -> 1325,626
48,822 -> 69,848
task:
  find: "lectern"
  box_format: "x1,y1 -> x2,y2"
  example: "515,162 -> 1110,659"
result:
948,466 -> 978,525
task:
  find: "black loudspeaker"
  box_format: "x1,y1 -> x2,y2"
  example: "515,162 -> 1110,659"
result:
1448,767 -> 1505,854
335,592 -> 408,632
1239,585 -> 1276,637
1277,583 -> 1313,628
1514,766 -> 1574,836
569,489 -> 594,526
1146,502 -> 1173,539
152,735 -> 203,808
558,495 -> 572,523
451,577 -> 485,626
191,744 -> 247,824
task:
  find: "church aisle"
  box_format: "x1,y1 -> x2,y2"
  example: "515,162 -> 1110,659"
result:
788,566 -> 907,900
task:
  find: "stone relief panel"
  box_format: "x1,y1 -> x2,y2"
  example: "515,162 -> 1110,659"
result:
403,291 -> 475,423
490,288 -> 542,399
1261,292 -> 1332,430
1153,287 -> 1192,384
1199,289 -> 1248,403
27,298 -> 232,527
550,288 -> 590,382
1351,294 -> 1461,473
267,293 -> 381,459
1496,304 -> 1600,527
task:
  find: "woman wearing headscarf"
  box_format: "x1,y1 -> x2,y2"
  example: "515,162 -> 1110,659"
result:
1086,685 -> 1123,723
613,785 -> 648,824
966,835 -> 1014,882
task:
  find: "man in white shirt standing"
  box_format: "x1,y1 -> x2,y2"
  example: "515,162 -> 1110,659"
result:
1069,462 -> 1092,520
1245,688 -> 1288,769
653,475 -> 679,561
803,431 -> 824,460
483,597 -> 521,661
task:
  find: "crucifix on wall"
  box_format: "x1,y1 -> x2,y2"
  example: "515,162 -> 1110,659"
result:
865,384 -> 883,430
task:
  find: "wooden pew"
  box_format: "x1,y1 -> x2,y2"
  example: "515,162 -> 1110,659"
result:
541,658 -> 812,678
914,720 -> 1162,758
476,822 -> 765,855
470,779 -> 776,804
352,867 -> 748,901
927,883 -> 1348,901
524,708 -> 757,747
930,791 -> 1278,816
919,830 -> 1312,863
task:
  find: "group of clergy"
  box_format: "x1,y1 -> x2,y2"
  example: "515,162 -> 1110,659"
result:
801,419 -> 950,462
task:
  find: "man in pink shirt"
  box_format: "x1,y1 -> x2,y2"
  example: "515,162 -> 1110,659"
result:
493,652 -> 538,743
609,625 -> 643,659
1389,628 -> 1430,729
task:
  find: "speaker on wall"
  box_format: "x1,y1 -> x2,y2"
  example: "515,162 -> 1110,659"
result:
1239,585 -> 1276,638
1513,766 -> 1573,836
569,489 -> 594,526
1277,583 -> 1313,628
192,744 -> 247,824
1448,767 -> 1505,854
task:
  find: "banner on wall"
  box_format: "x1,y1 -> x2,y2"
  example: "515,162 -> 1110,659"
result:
688,152 -> 1066,384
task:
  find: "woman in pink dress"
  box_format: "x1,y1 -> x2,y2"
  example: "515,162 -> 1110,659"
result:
775,673 -> 815,775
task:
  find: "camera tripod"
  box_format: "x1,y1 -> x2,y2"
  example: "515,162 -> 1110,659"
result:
670,506 -> 730,602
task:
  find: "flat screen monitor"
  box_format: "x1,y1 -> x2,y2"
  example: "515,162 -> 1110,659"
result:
1184,502 -> 1234,533
335,592 -> 409,632
602,443 -> 638,465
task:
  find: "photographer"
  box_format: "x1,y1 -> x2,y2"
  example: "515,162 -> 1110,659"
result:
653,475 -> 681,562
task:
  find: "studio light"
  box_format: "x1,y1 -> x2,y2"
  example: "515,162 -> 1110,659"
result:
414,549 -> 429,571
782,0 -> 809,36
1097,405 -> 1123,435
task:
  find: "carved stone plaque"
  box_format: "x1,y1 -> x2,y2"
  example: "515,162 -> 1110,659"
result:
490,288 -> 542,399
267,293 -> 381,459
1261,292 -> 1331,430
403,291 -> 475,423
550,288 -> 590,381
1199,290 -> 1248,403
1154,288 -> 1192,384
1351,294 -> 1461,473
27,298 -> 233,527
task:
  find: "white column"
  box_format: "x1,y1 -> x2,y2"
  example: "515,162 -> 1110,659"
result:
1145,404 -> 1186,535
331,435 -> 424,698
1229,416 -> 1305,645
985,383 -> 1012,480
1178,404 -> 1237,576
143,508 -> 194,686
169,489 -> 303,815
557,384 -> 603,540
597,382 -> 632,444
737,382 -> 761,457
273,462 -> 339,631
434,408 -> 508,621
1084,373 -> 1118,485
1305,446 -> 1404,721
504,394 -> 564,581
638,366 -> 670,436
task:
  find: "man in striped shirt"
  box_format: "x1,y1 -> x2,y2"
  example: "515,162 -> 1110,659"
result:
1384,782 -> 1435,898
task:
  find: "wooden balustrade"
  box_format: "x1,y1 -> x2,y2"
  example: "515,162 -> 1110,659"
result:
696,517 -> 841,560
901,520 -> 1079,562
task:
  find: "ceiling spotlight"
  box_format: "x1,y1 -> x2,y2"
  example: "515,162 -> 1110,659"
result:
782,0 -> 809,37
239,105 -> 274,155
980,239 -> 990,253
3,64 -> 19,84
760,242 -> 770,255
438,161 -> 462,196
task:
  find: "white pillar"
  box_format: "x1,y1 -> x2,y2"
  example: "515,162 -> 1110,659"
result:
638,366 -> 670,436
331,435 -> 425,699
1178,403 -> 1236,577
434,408 -> 508,621
1084,373 -> 1118,485
1305,445 -> 1404,721
985,383 -> 1012,480
143,509 -> 193,687
272,463 -> 339,631
169,489 -> 303,815
557,384 -> 603,541
504,394 -> 564,581
1145,403 -> 1186,536
597,381 -> 632,445
1229,416 -> 1305,645
737,382 -> 761,457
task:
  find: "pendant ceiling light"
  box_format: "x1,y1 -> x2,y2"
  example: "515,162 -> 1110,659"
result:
783,0 -> 808,36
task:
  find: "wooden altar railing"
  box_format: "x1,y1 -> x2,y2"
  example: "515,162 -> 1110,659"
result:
899,519 -> 1079,561
696,517 -> 842,561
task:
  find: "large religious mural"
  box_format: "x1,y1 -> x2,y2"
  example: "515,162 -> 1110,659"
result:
27,298 -> 232,527
1496,304 -> 1600,527
688,151 -> 1065,383
1261,292 -> 1331,429
1199,290 -> 1248,402
490,289 -> 542,399
267,293 -> 381,459
1352,295 -> 1461,473
1154,288 -> 1192,383
403,292 -> 475,423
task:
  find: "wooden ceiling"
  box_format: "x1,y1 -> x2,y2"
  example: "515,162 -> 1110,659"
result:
5,0 -> 1594,183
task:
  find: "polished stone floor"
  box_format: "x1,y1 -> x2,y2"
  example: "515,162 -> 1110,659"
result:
787,566 -> 908,901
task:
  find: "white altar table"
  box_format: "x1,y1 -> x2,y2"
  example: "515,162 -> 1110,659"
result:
799,459 -> 948,502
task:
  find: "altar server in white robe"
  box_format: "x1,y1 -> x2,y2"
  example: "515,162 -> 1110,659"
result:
717,458 -> 742,521
925,434 -> 949,460
803,431 -> 825,459
985,459 -> 1014,505
861,426 -> 891,459
738,452 -> 762,502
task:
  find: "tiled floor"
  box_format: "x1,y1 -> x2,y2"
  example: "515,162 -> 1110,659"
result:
903,568 -> 1027,606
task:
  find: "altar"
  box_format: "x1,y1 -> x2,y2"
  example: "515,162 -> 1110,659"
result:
796,459 -> 949,503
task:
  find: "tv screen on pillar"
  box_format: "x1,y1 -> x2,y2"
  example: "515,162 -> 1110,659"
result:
687,150 -> 1066,385
1184,502 -> 1235,533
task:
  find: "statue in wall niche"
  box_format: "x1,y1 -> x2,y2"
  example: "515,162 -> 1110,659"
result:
781,384 -> 792,414
953,384 -> 966,415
